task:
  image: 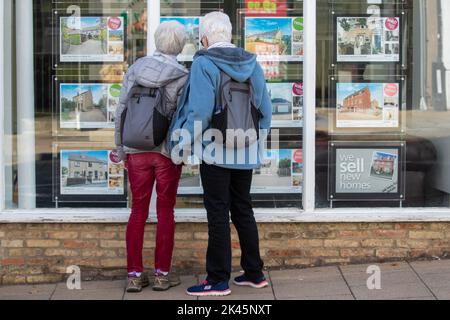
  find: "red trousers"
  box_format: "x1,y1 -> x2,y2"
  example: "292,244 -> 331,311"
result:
126,152 -> 182,273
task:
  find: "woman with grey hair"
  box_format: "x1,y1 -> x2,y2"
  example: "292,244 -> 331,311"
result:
115,20 -> 189,293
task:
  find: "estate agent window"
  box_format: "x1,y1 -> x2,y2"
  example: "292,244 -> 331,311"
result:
1,0 -> 450,215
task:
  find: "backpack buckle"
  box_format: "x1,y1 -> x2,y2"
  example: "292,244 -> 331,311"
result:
149,88 -> 157,98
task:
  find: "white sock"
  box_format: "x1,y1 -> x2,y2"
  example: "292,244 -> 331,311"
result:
155,269 -> 168,276
128,271 -> 142,277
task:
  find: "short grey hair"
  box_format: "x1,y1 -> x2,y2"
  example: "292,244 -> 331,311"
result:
155,20 -> 187,55
199,11 -> 232,45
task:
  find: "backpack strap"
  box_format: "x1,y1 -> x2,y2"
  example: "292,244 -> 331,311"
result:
215,71 -> 232,111
157,86 -> 167,115
245,76 -> 258,109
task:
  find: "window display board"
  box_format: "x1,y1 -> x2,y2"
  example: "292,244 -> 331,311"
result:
177,149 -> 303,195
46,1 -> 148,207
52,10 -> 129,68
52,143 -> 128,205
59,16 -> 125,63
267,81 -> 303,127
328,141 -> 405,201
333,14 -> 403,64
244,16 -> 304,62
252,149 -> 303,194
328,76 -> 405,134
54,79 -> 122,130
51,1 -> 148,69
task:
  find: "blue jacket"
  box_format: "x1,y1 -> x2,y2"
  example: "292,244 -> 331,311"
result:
169,47 -> 272,170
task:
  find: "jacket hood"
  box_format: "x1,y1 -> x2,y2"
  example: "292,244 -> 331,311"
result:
134,53 -> 189,88
195,47 -> 258,82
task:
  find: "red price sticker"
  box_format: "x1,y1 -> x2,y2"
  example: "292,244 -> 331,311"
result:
108,17 -> 122,30
293,150 -> 303,163
109,150 -> 122,164
384,83 -> 398,97
385,17 -> 399,31
293,82 -> 303,96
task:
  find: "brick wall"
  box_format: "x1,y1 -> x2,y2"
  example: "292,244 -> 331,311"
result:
1,222 -> 450,285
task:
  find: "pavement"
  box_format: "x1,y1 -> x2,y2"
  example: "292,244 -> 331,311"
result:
1,260 -> 450,300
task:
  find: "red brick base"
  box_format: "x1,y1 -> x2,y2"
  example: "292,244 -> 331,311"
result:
1,222 -> 450,285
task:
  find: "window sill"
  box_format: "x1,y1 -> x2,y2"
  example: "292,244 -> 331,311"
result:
1,208 -> 450,223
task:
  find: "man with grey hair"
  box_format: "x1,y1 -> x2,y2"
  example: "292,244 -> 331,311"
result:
170,11 -> 272,296
115,20 -> 189,293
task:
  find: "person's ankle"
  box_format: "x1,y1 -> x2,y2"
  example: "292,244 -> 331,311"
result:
155,269 -> 169,276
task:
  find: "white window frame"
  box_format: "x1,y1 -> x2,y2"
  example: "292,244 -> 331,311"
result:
0,0 -> 4,213
1,0 -> 450,223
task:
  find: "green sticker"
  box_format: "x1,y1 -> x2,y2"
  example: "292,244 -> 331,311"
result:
293,17 -> 304,31
110,84 -> 122,97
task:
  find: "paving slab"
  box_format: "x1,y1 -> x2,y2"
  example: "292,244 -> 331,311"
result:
55,279 -> 125,291
269,266 -> 342,283
426,287 -> 450,300
269,267 -> 351,299
124,276 -> 197,300
411,272 -> 450,289
349,282 -> 434,300
340,264 -> 421,287
410,260 -> 450,275
410,260 -> 450,273
0,284 -> 56,300
396,296 -> 436,300
340,261 -> 411,274
1,294 -> 55,300
51,283 -> 125,300
341,262 -> 435,300
272,279 -> 351,300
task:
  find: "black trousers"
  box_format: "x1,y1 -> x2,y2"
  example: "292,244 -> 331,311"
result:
200,163 -> 264,283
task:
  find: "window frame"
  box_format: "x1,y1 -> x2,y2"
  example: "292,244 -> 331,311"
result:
0,0 -> 5,212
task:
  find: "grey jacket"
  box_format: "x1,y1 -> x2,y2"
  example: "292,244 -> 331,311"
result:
114,52 -> 189,160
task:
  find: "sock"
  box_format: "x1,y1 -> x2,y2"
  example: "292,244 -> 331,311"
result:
155,269 -> 168,276
128,271 -> 142,277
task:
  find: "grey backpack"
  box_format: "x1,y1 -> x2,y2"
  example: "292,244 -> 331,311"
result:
120,85 -> 170,150
212,71 -> 262,149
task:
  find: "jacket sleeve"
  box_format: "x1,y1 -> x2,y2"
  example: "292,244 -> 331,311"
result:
254,64 -> 272,130
179,58 -> 218,147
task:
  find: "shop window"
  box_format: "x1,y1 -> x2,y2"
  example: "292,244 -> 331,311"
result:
2,0 -> 303,210
158,0 -> 304,210
2,0 -> 450,213
316,0 -> 450,208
